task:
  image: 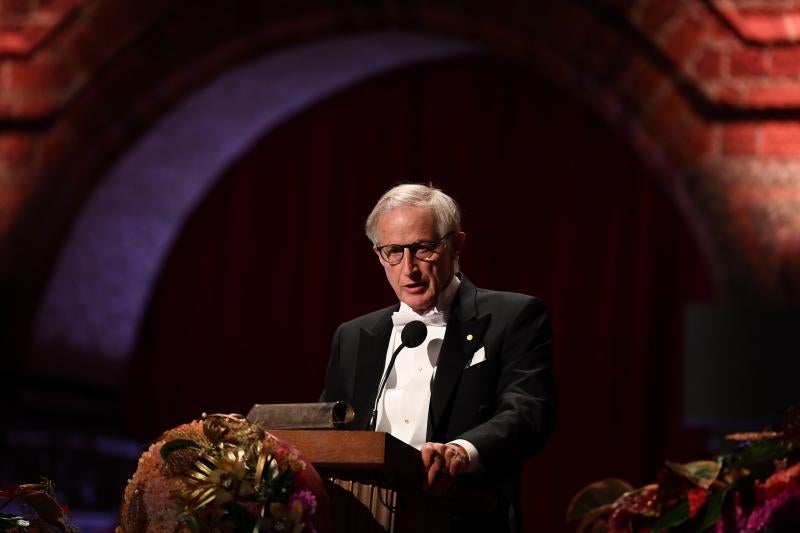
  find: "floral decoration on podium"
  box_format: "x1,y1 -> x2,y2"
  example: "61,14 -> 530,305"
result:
118,413 -> 327,532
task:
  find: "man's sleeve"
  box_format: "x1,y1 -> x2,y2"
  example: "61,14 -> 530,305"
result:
449,438 -> 483,474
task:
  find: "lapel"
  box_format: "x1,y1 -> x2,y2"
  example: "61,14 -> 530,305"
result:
429,275 -> 491,433
351,306 -> 396,428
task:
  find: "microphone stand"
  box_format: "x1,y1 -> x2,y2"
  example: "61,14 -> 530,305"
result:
368,342 -> 406,431
368,319 -> 427,431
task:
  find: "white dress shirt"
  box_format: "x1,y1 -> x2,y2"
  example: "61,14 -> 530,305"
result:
375,276 -> 481,472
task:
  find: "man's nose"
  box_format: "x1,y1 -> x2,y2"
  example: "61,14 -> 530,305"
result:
400,248 -> 418,274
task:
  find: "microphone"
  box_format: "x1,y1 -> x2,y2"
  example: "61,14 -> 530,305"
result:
401,320 -> 428,349
368,320 -> 428,430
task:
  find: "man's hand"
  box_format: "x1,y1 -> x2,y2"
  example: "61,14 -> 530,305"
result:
420,442 -> 470,495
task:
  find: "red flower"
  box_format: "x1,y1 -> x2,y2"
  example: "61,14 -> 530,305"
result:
756,462 -> 800,502
687,487 -> 708,518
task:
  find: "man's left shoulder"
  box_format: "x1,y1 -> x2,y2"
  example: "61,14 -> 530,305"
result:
474,286 -> 548,312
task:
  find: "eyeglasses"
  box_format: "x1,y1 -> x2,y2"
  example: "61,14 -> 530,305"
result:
376,232 -> 453,265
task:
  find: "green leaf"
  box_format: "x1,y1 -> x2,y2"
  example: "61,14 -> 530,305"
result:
652,500 -> 689,532
160,439 -> 201,460
721,439 -> 786,481
697,484 -> 735,532
725,440 -> 785,467
221,501 -> 257,532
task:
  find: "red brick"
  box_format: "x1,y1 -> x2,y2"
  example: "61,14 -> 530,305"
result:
0,134 -> 36,166
763,122 -> 800,157
2,58 -> 79,93
728,183 -> 800,208
722,123 -> 759,155
785,13 -> 800,38
0,0 -> 82,55
712,84 -> 744,106
662,15 -> 705,64
0,0 -> 33,18
709,14 -> 734,40
770,48 -> 800,77
738,6 -> 785,17
0,92 -> 63,119
0,31 -> 29,54
719,7 -> 793,44
729,48 -> 767,77
616,56 -> 665,111
674,121 -> 713,160
694,49 -> 722,79
746,83 -> 800,107
635,0 -> 680,35
739,13 -> 790,42
0,56 -> 82,118
0,26 -> 57,55
641,90 -> 692,143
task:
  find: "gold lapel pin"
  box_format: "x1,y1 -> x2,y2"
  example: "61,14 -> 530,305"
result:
466,334 -> 474,341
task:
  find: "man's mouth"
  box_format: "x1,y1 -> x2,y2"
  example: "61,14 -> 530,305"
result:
403,282 -> 427,293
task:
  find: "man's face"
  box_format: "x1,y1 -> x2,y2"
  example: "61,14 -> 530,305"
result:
374,206 -> 465,314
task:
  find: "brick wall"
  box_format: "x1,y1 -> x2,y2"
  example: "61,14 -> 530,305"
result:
2,0 -> 800,356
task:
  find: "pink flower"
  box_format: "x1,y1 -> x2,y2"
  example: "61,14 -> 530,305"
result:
289,489 -> 318,533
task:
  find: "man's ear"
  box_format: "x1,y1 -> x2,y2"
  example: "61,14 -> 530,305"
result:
452,231 -> 466,255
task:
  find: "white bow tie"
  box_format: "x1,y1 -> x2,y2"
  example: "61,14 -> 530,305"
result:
391,309 -> 447,328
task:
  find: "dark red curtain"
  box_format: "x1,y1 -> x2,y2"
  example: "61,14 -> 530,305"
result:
124,57 -> 712,532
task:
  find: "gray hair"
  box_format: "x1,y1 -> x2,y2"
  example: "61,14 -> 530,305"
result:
365,183 -> 462,244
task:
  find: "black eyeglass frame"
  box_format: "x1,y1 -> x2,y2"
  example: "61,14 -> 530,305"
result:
375,231 -> 454,265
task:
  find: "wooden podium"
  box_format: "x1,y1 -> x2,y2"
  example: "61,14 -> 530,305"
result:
269,430 -> 495,533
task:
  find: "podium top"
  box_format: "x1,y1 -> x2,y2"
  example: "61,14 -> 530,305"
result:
269,429 -> 496,512
269,430 -> 422,489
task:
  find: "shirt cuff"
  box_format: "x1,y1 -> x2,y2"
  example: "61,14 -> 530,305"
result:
449,438 -> 482,474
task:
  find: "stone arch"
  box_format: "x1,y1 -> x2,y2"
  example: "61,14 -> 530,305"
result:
29,30 -> 483,383
13,1 -> 796,366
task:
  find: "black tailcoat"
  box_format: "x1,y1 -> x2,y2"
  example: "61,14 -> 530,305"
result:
321,275 -> 555,531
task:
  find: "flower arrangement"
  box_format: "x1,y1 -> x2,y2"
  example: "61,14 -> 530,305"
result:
118,413 -> 328,533
567,406 -> 800,532
0,479 -> 77,532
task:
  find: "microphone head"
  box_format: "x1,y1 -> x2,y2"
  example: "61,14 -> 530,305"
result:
401,320 -> 428,348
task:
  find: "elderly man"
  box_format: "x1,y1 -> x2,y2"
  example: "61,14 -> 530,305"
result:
321,184 -> 555,532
